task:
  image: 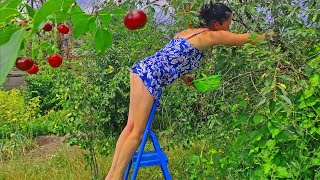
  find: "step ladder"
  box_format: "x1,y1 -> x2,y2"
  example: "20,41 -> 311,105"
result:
124,95 -> 171,180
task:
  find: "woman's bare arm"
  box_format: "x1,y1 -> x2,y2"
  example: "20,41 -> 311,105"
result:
208,30 -> 268,46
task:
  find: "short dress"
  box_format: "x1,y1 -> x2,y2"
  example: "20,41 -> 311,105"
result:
131,29 -> 210,101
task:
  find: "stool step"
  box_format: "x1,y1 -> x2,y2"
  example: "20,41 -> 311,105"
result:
132,150 -> 168,167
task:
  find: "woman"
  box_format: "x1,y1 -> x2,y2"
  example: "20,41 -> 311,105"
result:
106,2 -> 273,180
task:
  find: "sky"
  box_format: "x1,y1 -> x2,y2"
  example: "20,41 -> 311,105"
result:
76,0 -> 175,24
75,0 -> 312,26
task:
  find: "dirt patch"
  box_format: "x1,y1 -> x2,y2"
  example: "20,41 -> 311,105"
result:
25,135 -> 76,161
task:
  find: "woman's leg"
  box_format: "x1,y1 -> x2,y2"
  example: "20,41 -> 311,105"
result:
105,117 -> 134,179
107,72 -> 155,180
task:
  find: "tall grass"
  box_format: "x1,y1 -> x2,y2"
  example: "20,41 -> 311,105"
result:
0,138 -> 207,180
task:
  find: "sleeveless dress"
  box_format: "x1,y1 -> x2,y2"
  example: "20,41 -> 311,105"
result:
131,29 -> 210,101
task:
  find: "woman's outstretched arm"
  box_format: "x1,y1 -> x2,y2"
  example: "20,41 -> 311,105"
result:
208,30 -> 274,46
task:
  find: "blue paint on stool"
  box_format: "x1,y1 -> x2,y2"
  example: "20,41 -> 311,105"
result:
124,93 -> 171,180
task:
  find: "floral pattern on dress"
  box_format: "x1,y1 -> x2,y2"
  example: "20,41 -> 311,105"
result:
131,38 -> 205,101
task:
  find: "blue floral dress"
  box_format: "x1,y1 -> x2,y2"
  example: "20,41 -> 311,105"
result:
131,30 -> 210,101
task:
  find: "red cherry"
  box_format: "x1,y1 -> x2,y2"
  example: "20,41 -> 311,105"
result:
27,64 -> 39,74
279,65 -> 285,71
43,22 -> 53,31
57,24 -> 69,34
188,22 -> 193,27
185,10 -> 190,13
16,57 -> 34,71
19,20 -> 28,27
124,10 -> 147,30
48,54 -> 63,68
19,20 -> 31,31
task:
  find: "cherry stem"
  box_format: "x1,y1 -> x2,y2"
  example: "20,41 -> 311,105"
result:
53,15 -> 58,54
31,35 -> 34,60
23,37 -> 27,57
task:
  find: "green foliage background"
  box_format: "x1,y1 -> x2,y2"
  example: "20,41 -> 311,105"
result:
0,0 -> 319,179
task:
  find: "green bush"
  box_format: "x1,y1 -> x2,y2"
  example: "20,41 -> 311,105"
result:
0,89 -> 40,125
18,0 -> 319,178
0,89 -> 42,159
24,67 -> 63,113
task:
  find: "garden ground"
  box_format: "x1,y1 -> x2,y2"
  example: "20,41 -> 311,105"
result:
1,135 -> 206,180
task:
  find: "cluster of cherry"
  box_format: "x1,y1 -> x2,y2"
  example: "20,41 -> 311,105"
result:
16,21 -> 70,74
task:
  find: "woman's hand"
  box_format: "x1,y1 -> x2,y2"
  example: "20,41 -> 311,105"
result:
265,29 -> 275,39
181,75 -> 195,87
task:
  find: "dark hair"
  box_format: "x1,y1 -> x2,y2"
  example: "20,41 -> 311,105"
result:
199,2 -> 232,28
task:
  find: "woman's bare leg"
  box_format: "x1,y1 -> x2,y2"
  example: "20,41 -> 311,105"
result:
105,120 -> 133,179
106,72 -> 155,180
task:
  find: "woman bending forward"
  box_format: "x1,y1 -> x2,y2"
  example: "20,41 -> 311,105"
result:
106,2 -> 273,180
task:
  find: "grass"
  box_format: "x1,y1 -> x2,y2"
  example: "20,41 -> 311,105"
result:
0,137 -> 208,180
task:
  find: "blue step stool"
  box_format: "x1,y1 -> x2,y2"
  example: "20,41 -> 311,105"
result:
124,95 -> 172,180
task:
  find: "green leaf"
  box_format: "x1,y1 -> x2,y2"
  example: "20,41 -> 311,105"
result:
146,6 -> 156,14
268,122 -> 281,138
88,22 -> 97,31
261,86 -> 272,95
250,130 -> 262,143
315,127 -> 320,135
25,4 -> 36,18
71,13 -> 92,26
0,25 -> 20,45
70,4 -> 84,15
0,29 -> 25,85
266,140 -> 276,150
232,114 -> 248,127
276,166 -> 291,178
308,55 -> 319,68
49,10 -> 70,23
95,28 -> 112,54
299,96 -> 319,109
110,9 -> 127,15
236,133 -> 247,146
279,100 -> 291,116
257,98 -> 266,106
62,0 -> 76,11
239,100 -> 248,108
312,13 -> 318,23
316,107 -> 320,116
73,16 -> 94,39
99,14 -> 112,27
253,114 -> 264,125
279,95 -> 293,107
31,0 -> 64,33
301,119 -> 315,129
301,87 -> 315,100
1,0 -> 22,9
277,131 -> 295,142
0,8 -> 19,26
31,45 -> 39,59
310,73 -> 319,87
279,75 -> 294,81
40,41 -> 54,55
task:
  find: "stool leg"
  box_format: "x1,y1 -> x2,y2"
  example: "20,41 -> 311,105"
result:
149,131 -> 161,151
131,130 -> 149,179
124,159 -> 132,180
161,165 -> 172,180
150,131 -> 172,180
